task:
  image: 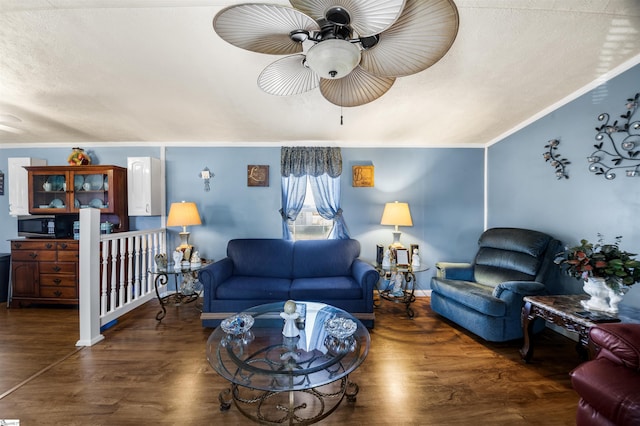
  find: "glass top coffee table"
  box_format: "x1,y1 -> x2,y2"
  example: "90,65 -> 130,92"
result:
206,301 -> 370,425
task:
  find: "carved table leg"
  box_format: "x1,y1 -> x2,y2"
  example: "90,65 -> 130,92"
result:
520,300 -> 536,363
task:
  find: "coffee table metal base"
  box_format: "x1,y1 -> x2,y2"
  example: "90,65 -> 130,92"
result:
219,377 -> 359,425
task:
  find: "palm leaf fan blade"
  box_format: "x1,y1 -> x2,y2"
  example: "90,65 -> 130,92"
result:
320,67 -> 395,107
258,55 -> 320,96
360,0 -> 459,77
213,4 -> 319,55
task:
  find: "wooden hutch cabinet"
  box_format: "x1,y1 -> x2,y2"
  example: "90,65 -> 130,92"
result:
25,165 -> 129,231
10,165 -> 128,307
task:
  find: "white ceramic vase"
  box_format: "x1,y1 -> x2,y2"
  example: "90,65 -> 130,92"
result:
606,285 -> 628,314
580,277 -> 610,312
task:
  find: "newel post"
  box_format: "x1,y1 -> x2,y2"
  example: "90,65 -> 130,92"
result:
76,208 -> 105,346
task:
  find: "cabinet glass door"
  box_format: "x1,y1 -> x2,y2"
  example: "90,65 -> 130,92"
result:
32,172 -> 68,210
73,172 -> 109,211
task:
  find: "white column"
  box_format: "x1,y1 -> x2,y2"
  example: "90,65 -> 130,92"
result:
76,208 -> 105,347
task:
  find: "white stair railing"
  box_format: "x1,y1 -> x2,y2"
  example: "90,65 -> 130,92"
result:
77,208 -> 166,346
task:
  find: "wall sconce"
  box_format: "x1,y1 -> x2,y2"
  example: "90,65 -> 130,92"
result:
380,201 -> 413,248
199,167 -> 214,191
587,92 -> 640,180
542,139 -> 570,179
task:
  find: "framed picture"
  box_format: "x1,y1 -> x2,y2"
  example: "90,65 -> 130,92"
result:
396,248 -> 409,266
376,244 -> 384,265
352,165 -> 374,187
247,165 -> 269,187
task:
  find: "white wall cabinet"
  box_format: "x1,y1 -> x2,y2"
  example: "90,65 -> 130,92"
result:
127,157 -> 162,216
8,157 -> 46,216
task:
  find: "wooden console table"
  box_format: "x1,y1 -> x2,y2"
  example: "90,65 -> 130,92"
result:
520,294 -> 639,363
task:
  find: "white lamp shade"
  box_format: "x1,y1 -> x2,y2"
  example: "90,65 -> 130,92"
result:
305,39 -> 361,79
167,201 -> 202,228
380,201 -> 413,227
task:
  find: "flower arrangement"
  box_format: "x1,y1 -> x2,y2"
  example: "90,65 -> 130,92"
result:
557,234 -> 640,291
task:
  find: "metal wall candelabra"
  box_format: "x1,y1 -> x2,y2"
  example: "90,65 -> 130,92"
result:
543,139 -> 570,179
587,92 -> 640,180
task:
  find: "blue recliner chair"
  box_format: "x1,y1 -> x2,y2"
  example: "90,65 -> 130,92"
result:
430,228 -> 562,342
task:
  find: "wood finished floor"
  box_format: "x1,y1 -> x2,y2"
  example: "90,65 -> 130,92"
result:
0,298 -> 582,425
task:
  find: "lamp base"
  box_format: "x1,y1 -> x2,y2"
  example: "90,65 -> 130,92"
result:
177,231 -> 193,260
390,231 -> 404,248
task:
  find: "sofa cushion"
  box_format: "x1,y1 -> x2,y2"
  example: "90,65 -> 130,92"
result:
227,239 -> 294,278
292,239 -> 360,278
473,228 -> 552,287
290,276 -> 362,300
430,278 -> 506,317
215,276 -> 291,300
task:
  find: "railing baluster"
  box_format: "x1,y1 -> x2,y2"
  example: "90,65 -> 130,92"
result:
119,237 -> 127,307
110,239 -> 118,311
120,236 -> 135,306
100,240 -> 109,315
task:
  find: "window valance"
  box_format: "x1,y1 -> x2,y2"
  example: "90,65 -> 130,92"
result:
280,147 -> 342,178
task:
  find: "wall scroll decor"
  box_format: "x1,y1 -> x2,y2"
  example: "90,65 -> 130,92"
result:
587,92 -> 640,180
248,165 -> 269,187
542,139 -> 570,179
352,165 -> 374,187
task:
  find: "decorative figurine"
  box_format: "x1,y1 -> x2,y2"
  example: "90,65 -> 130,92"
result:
412,248 -> 421,268
190,251 -> 201,268
154,253 -> 167,269
280,300 -> 300,338
382,249 -> 391,268
172,250 -> 183,270
391,272 -> 404,297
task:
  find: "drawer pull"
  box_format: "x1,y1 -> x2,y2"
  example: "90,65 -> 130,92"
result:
53,278 -> 62,285
46,243 -> 53,249
53,290 -> 62,297
13,242 -> 22,249
29,252 -> 38,259
60,243 -> 68,249
53,266 -> 61,272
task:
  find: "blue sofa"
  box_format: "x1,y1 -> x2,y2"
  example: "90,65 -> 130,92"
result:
199,238 -> 379,328
430,228 -> 561,342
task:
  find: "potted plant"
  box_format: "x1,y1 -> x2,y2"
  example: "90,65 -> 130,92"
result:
557,234 -> 640,312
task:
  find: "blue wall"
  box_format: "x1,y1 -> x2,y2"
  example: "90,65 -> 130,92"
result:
488,63 -> 640,306
0,145 -> 485,290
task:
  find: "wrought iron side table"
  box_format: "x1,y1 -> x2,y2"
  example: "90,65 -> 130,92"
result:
149,261 -> 209,320
374,264 -> 428,318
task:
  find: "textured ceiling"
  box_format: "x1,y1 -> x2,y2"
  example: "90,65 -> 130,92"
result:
1,0 -> 639,147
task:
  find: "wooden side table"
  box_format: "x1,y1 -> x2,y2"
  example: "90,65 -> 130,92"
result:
519,294 -> 640,363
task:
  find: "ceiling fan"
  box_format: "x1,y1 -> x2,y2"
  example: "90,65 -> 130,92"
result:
213,0 -> 459,107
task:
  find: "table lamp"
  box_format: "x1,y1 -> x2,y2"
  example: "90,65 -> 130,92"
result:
167,201 -> 202,260
380,201 -> 413,248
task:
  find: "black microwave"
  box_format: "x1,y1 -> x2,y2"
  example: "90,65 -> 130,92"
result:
17,215 -> 77,239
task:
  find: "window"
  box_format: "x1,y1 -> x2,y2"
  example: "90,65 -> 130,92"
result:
287,180 -> 333,240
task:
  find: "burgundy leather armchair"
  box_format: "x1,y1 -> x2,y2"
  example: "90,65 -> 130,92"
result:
570,323 -> 640,426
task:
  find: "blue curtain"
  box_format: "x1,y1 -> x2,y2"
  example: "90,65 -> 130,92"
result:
279,174 -> 308,240
309,173 -> 350,239
280,147 -> 348,240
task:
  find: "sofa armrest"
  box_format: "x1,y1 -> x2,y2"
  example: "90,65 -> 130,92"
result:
435,262 -> 473,281
590,323 -> 640,370
352,259 -> 379,291
492,281 -> 546,298
199,257 -> 233,301
491,281 -> 546,316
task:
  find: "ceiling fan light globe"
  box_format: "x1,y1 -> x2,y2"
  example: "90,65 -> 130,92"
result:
305,39 -> 361,79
